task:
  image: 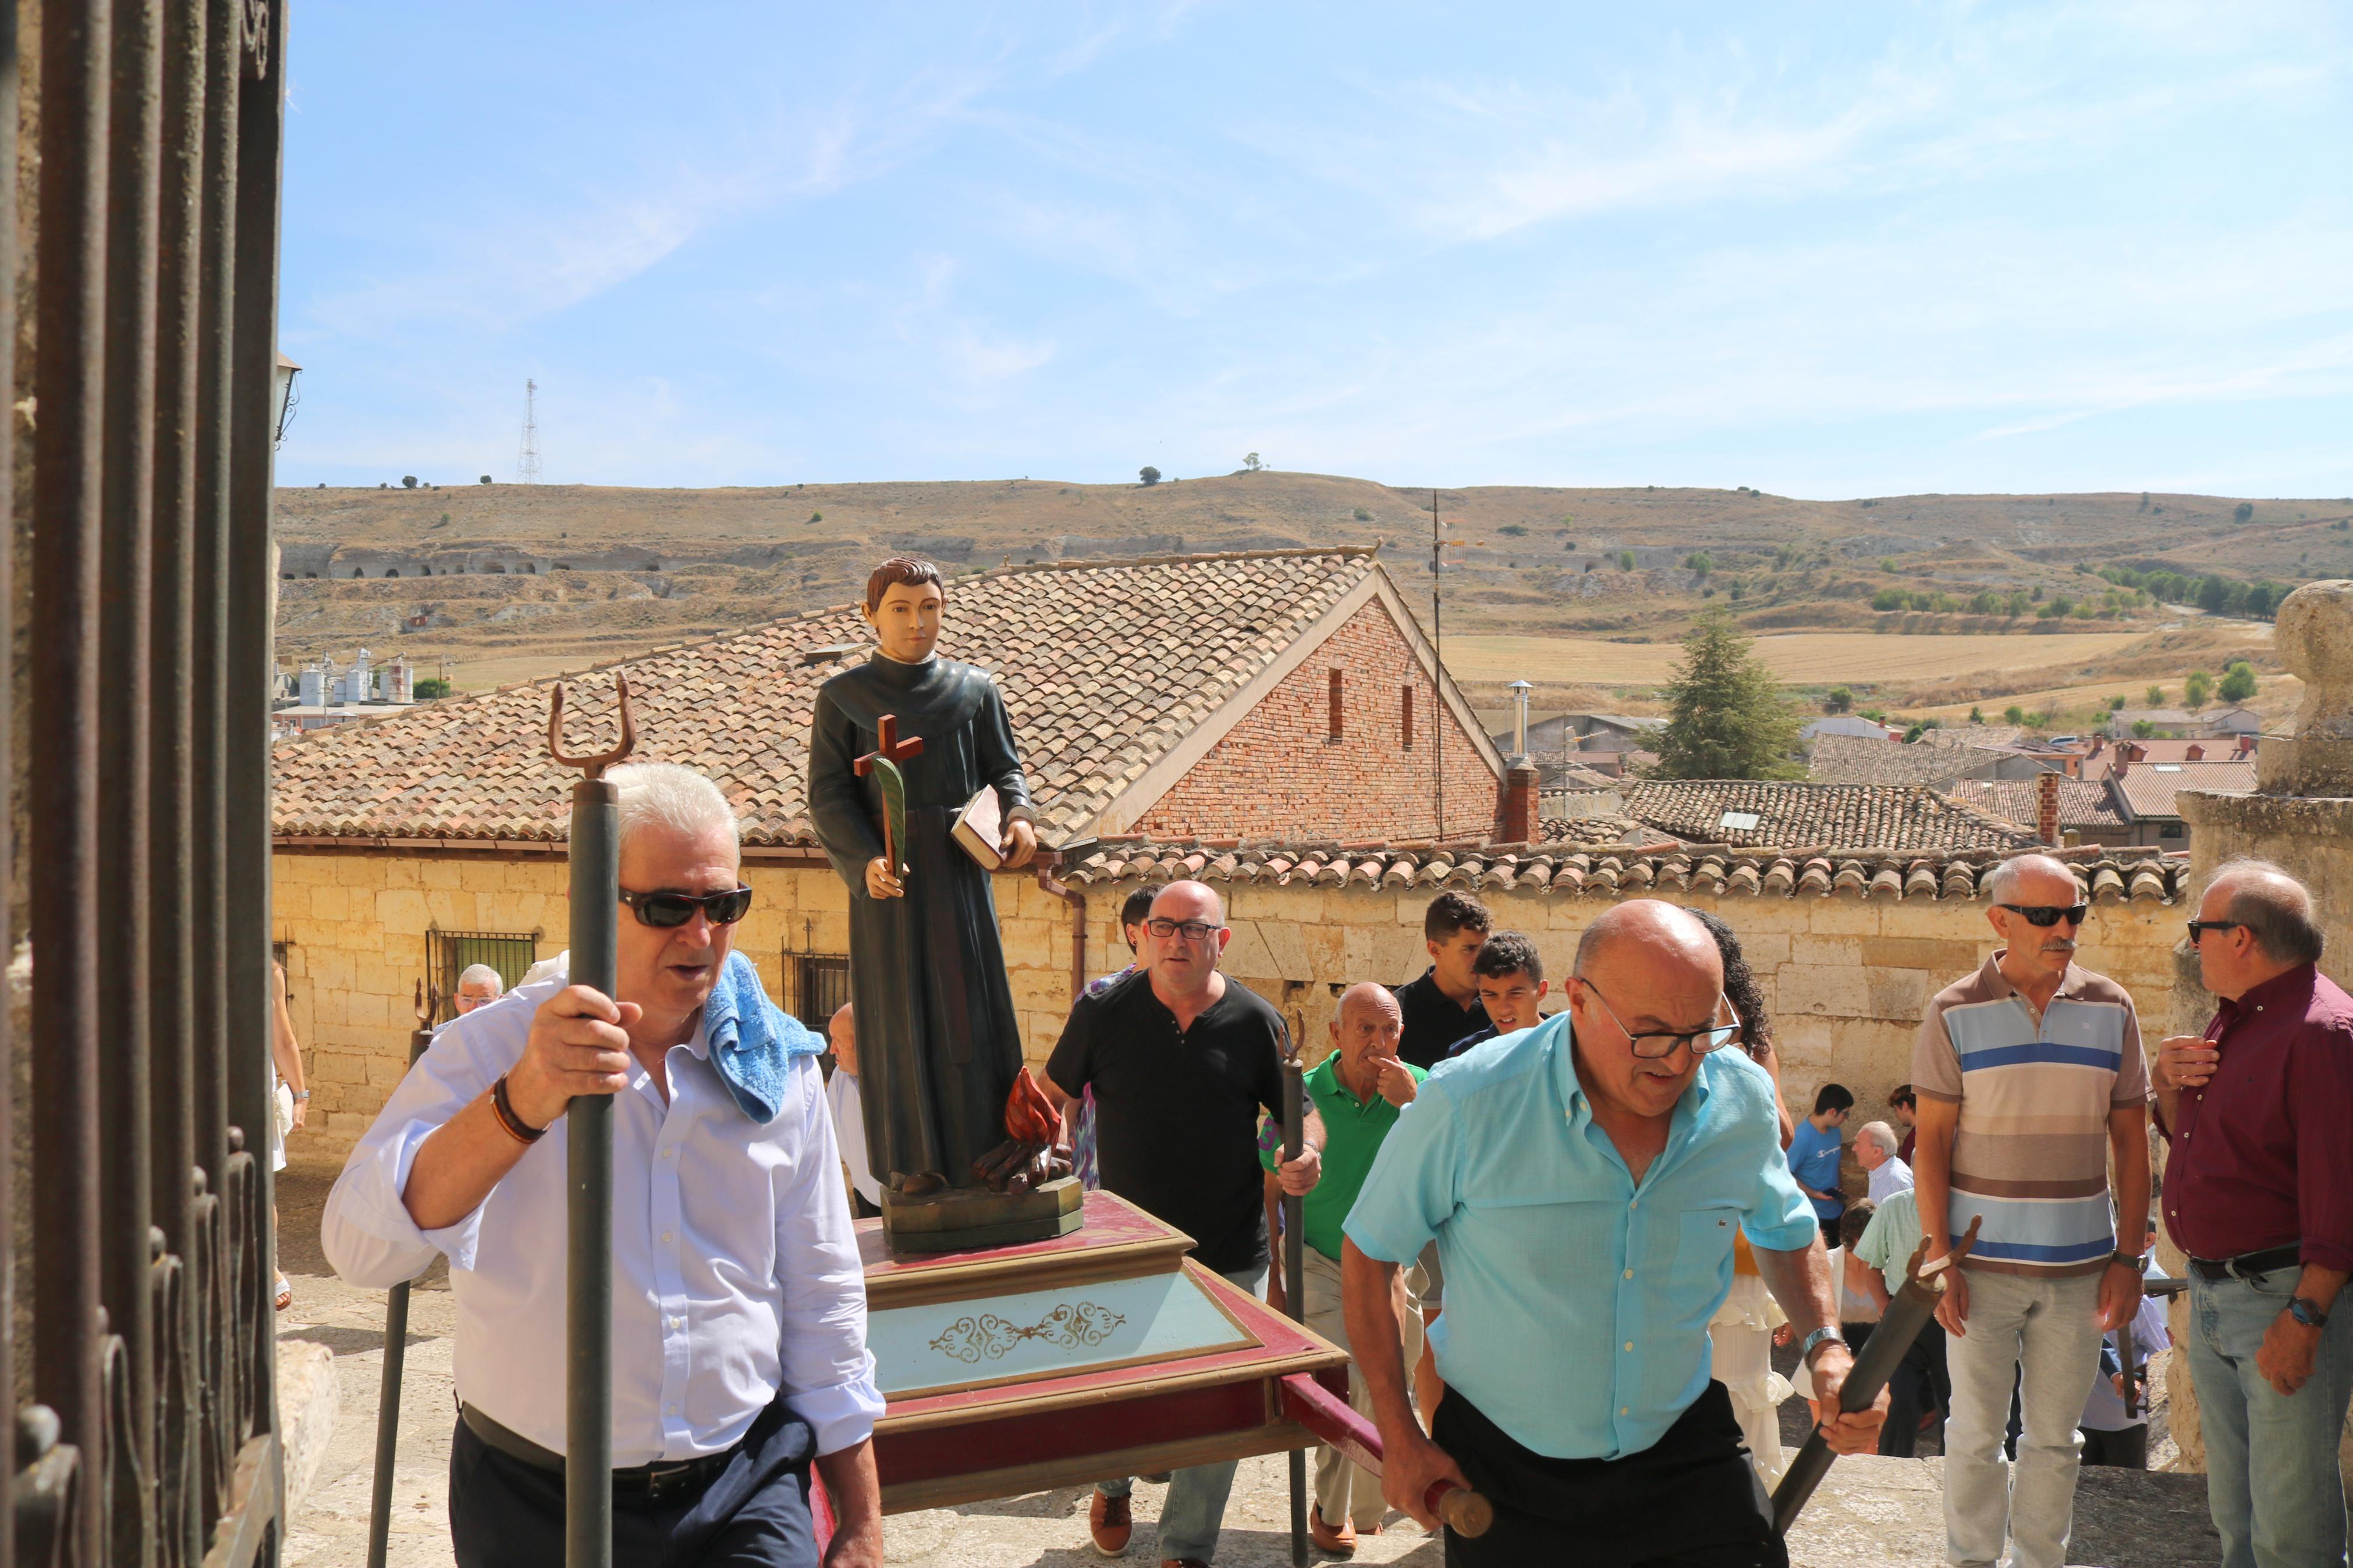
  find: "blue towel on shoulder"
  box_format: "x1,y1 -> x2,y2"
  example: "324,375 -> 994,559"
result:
704,950 -> 828,1125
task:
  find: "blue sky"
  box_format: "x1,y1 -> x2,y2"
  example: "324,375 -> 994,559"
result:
278,2 -> 2353,497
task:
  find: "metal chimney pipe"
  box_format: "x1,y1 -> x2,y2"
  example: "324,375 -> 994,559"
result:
1509,679 -> 1532,760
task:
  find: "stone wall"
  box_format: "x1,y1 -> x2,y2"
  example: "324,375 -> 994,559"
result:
1133,597 -> 1499,842
276,846 -> 2184,1162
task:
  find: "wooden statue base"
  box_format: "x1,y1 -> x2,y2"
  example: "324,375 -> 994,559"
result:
859,1190 -> 1348,1513
879,1175 -> 1084,1254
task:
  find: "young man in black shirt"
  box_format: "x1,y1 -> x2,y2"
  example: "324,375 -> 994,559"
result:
1047,880 -> 1323,1566
1392,891 -> 1493,1071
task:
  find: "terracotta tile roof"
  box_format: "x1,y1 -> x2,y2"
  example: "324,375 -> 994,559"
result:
1532,813 -> 1667,847
1950,777 -> 2127,832
2111,760 -> 2258,821
1806,734 -> 2015,788
1062,838 -> 2191,904
2078,738 -> 2253,779
272,549 -> 1385,847
1616,780 -> 2038,854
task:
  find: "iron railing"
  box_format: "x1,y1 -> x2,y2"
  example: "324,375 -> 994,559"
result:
13,1 -> 291,1564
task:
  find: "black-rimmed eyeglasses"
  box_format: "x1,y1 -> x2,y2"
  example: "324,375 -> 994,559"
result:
1581,983 -> 1744,1059
619,886 -> 754,929
2185,918 -> 2246,943
1145,916 -> 1224,944
1998,902 -> 2089,928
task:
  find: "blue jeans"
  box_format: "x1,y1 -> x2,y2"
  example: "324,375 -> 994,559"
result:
2187,1266 -> 2353,1568
1099,1264 -> 1268,1563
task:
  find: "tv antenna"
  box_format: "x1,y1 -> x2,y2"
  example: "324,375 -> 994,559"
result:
1431,490 -> 1445,840
517,378 -> 542,484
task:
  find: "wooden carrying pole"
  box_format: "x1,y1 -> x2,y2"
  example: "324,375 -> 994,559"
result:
549,675 -> 637,1568
368,982 -> 441,1568
1771,1217 -> 1980,1537
1282,1059 -> 1308,1568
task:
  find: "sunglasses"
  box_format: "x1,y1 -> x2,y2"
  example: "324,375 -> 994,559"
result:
1998,902 -> 2089,928
2185,919 -> 2247,943
619,886 -> 754,929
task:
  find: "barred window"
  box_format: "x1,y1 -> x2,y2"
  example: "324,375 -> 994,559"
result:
427,926 -> 542,1021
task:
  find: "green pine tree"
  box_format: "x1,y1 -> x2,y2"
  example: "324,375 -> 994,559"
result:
1650,609 -> 1802,779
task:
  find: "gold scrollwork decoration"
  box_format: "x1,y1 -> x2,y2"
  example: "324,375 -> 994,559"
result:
928,1301 -> 1127,1364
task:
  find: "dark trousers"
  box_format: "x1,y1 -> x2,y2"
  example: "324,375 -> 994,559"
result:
2079,1423 -> 2148,1469
449,1388 -> 818,1568
1433,1381 -> 1786,1568
1879,1320 -> 1950,1458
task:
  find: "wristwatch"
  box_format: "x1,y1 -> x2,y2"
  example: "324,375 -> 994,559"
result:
2110,1250 -> 2149,1274
1800,1325 -> 1846,1366
2288,1296 -> 2330,1329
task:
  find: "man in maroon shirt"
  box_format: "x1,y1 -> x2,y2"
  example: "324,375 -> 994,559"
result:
2156,858 -> 2353,1568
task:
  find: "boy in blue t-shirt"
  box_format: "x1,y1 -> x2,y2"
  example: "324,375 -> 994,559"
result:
1788,1082 -> 1854,1225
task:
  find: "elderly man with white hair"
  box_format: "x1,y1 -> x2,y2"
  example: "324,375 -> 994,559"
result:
1912,851 -> 2150,1568
322,762 -> 883,1567
453,962 -> 505,1015
1852,1119 -> 1912,1204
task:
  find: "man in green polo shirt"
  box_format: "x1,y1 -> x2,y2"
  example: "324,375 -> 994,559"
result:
1264,982 -> 1426,1556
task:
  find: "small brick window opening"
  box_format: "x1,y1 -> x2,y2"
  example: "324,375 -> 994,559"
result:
1401,684 -> 1415,749
1328,669 -> 1344,742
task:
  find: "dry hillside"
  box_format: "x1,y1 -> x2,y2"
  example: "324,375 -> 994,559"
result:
274,472 -> 2337,712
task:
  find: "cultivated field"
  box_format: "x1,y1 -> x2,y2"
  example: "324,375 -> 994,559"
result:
1444,630 -> 2155,687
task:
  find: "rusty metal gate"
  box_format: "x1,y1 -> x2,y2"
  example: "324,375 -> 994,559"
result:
9,0 -> 292,1563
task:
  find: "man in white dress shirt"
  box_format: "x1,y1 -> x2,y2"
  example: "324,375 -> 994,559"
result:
322,762 -> 885,1567
824,1004 -> 882,1218
1854,1119 -> 1914,1204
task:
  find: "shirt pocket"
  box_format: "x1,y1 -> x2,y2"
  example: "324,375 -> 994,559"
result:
1670,1206 -> 1741,1304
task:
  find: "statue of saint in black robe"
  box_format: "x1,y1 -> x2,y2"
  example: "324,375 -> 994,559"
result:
807,652 -> 1035,1190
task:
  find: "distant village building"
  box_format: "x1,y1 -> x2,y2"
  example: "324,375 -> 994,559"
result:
1798,715 -> 1899,742
2107,707 -> 2199,738
1500,711 -> 1667,781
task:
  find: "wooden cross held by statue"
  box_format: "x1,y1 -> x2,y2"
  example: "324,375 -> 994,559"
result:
854,713 -> 924,876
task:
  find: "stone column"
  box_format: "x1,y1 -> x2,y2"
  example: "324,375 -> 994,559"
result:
2169,579 -> 2353,1478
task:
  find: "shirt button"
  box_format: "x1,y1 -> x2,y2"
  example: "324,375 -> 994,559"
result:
661,1231 -> 673,1243
1629,1200 -> 1638,1210
1621,1406 -> 1631,1417
662,1147 -> 676,1160
1624,1341 -> 1635,1352
1624,1269 -> 1634,1279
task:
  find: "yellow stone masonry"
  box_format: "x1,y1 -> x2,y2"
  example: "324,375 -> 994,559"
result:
276,846 -> 2186,1161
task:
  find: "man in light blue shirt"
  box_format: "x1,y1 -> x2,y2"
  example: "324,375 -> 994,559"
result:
1343,900 -> 1886,1566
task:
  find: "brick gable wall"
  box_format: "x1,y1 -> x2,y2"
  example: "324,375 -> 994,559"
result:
1134,597 -> 1499,841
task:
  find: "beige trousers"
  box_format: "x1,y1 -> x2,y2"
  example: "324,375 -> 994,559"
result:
1300,1245 -> 1424,1531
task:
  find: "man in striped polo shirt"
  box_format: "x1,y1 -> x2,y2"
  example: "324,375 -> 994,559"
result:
1913,853 -> 2152,1568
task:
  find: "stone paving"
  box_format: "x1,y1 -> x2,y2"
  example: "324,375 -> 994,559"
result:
276,1164 -> 2221,1567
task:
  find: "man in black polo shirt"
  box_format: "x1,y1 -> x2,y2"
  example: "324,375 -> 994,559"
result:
1048,879 -> 1323,1566
1392,891 -> 1493,1071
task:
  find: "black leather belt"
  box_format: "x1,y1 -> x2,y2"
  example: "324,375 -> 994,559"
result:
460,1405 -> 739,1505
2187,1243 -> 2302,1281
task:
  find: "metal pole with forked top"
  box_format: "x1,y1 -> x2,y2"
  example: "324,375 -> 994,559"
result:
549,674 -> 637,1568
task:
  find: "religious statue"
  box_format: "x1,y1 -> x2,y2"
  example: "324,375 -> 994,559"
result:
807,556 -> 1052,1199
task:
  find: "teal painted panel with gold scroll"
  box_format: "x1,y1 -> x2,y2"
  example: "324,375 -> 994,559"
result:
871,1266 -> 1258,1400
